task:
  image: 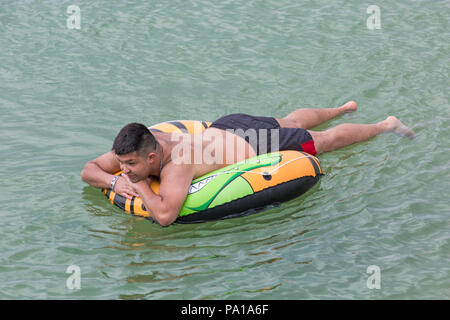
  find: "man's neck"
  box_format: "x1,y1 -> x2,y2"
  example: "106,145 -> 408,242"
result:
152,132 -> 173,170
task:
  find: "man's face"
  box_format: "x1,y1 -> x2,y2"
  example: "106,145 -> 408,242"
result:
115,151 -> 153,183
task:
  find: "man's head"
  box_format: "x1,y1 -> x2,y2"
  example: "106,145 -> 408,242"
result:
112,123 -> 161,182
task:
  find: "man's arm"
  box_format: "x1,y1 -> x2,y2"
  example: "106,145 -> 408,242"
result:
81,151 -> 138,199
123,164 -> 194,226
81,151 -> 119,188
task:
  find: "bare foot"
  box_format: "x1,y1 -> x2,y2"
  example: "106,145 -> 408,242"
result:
340,101 -> 358,114
383,116 -> 415,138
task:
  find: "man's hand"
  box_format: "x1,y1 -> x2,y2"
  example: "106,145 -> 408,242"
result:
120,165 -> 193,227
113,175 -> 140,200
120,174 -> 153,197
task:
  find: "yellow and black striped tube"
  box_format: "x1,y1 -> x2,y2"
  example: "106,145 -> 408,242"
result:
149,120 -> 211,134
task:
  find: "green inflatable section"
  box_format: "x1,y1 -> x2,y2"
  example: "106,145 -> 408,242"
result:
179,153 -> 282,216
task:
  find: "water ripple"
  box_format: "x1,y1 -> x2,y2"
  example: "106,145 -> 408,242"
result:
1,0 -> 449,299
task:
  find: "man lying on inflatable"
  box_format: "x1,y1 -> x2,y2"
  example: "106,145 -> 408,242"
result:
81,101 -> 414,226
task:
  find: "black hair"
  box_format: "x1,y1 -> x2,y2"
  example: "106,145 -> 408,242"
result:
112,123 -> 159,156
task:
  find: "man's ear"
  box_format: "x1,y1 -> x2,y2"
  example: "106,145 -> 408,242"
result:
147,152 -> 157,163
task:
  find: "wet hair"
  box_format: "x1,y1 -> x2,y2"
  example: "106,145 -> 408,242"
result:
112,123 -> 159,156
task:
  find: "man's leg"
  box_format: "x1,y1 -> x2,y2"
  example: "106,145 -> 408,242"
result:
276,101 -> 358,130
308,116 -> 415,154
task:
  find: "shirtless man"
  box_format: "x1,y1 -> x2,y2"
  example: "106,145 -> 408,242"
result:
81,101 -> 414,226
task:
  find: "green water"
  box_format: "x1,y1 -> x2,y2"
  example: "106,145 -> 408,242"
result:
1,0 -> 449,299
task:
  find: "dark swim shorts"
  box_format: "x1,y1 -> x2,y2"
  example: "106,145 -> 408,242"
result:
209,113 -> 317,156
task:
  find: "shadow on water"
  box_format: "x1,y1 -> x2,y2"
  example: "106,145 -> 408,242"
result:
82,181 -> 324,299
82,186 -> 116,217
81,179 -> 324,240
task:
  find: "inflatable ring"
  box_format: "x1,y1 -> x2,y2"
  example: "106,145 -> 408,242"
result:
103,120 -> 323,223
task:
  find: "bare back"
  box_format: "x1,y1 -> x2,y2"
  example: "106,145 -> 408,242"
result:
157,128 -> 256,179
